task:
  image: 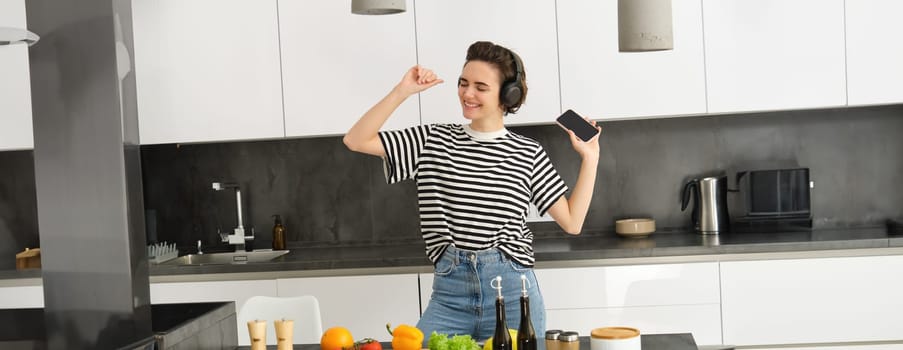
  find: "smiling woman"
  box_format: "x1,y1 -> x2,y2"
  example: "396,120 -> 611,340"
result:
343,40 -> 602,343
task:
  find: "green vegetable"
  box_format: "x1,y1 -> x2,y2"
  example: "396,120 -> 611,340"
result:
428,332 -> 480,350
428,332 -> 449,350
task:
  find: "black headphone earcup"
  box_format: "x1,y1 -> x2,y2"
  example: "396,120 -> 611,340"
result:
500,83 -> 522,108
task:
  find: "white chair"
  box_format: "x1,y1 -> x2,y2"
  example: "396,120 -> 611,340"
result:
237,295 -> 324,346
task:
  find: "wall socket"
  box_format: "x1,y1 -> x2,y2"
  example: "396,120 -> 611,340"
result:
525,203 -> 554,222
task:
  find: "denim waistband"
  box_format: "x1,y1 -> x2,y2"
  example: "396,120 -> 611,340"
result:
443,245 -> 510,265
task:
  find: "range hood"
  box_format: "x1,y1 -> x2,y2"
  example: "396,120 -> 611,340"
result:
0,26 -> 39,46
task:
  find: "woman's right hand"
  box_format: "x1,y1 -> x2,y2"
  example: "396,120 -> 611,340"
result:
394,65 -> 444,97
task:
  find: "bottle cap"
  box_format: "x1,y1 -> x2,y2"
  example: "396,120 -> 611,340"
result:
545,330 -> 562,340
273,214 -> 282,224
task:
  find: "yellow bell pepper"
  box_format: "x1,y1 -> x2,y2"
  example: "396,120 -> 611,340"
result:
386,323 -> 424,350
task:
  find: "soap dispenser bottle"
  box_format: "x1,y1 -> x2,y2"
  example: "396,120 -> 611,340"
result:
272,215 -> 286,250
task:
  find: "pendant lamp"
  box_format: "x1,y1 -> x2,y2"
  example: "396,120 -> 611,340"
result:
0,27 -> 40,46
618,0 -> 673,52
351,0 -> 405,15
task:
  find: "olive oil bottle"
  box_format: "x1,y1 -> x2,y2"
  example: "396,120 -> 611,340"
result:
492,276 -> 512,350
517,274 -> 537,350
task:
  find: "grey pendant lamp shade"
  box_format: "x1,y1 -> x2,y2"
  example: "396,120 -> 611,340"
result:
352,0 -> 406,15
618,0 -> 673,52
0,26 -> 39,46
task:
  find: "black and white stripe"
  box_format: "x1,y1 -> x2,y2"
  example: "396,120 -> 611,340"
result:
379,124 -> 567,267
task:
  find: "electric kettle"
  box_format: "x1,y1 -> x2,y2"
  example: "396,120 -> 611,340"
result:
681,175 -> 730,234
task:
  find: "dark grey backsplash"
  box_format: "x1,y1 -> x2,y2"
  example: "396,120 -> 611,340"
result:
2,104 -> 902,254
0,151 -> 39,269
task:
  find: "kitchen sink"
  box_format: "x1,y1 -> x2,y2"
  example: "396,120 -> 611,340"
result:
164,250 -> 290,266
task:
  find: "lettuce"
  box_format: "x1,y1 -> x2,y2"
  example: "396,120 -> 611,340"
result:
428,332 -> 480,350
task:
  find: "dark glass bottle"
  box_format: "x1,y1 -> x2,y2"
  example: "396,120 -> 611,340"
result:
492,277 -> 512,350
517,275 -> 537,350
272,215 -> 286,250
517,296 -> 538,350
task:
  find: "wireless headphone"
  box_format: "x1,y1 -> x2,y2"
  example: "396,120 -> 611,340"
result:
500,49 -> 524,109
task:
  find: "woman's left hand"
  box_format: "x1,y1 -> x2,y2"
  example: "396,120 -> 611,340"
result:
565,118 -> 601,160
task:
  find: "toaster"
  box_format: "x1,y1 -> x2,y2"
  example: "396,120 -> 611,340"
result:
733,167 -> 812,229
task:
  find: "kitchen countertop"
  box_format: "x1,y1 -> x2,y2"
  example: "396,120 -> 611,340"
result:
4,226 -> 903,284
234,334 -> 702,350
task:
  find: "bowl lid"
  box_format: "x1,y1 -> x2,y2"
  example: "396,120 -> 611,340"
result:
591,327 -> 640,339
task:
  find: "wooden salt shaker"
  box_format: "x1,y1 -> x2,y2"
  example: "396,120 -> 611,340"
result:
275,318 -> 294,350
247,320 -> 267,350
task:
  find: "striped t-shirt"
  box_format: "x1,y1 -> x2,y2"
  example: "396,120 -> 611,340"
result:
379,123 -> 567,267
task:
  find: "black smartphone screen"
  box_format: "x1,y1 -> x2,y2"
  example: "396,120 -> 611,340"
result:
556,109 -> 598,142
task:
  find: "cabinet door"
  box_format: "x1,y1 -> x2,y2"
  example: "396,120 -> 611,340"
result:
279,0 -> 419,137
277,274 -> 421,342
132,0 -> 284,144
0,284 -> 43,309
557,0 -> 707,120
702,0 -> 847,113
150,279 -> 279,346
415,0 -> 560,126
846,0 -> 903,106
150,279 -> 278,311
720,255 -> 903,346
535,262 -> 720,309
0,0 -> 34,151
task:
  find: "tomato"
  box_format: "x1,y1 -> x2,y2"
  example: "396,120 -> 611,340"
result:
356,338 -> 382,350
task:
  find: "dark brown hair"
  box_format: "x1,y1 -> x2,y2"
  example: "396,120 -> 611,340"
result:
465,41 -> 527,115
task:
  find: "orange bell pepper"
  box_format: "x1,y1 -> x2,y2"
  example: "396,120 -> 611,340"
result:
386,323 -> 424,350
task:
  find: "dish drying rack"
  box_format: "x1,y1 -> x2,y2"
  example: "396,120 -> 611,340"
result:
148,242 -> 178,264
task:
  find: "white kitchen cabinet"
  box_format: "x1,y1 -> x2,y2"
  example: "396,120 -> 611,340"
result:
536,262 -> 722,345
415,0 -> 561,126
132,0 -> 284,145
150,279 -> 279,346
557,0 -> 707,120
845,0 -> 903,106
702,0 -> 847,113
0,284 -> 43,309
149,279 -> 278,311
752,345 -> 903,350
277,274 -> 421,342
278,0 -> 419,137
720,255 -> 903,346
421,263 -> 721,344
0,0 -> 34,151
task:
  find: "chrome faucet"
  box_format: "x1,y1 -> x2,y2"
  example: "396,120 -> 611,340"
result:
212,182 -> 254,251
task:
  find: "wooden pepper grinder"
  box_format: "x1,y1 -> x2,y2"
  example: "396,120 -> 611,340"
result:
247,319 -> 266,350
275,318 -> 294,350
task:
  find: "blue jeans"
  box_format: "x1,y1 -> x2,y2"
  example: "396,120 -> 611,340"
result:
417,245 -> 546,344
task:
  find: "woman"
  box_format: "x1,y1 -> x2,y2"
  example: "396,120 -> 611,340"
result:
344,41 -> 600,341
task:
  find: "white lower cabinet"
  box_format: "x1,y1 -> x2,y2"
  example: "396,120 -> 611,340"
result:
0,284 -> 43,308
753,345 -> 903,350
536,262 -> 721,345
422,262 -> 722,345
720,255 -> 903,346
276,274 -> 421,342
149,279 -> 279,312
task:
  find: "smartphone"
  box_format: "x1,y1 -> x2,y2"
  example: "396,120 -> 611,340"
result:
556,109 -> 598,142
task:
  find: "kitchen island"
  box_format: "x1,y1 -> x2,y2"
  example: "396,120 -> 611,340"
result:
233,334 -> 703,350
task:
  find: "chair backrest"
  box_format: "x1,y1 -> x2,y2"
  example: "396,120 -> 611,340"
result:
237,295 -> 323,346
